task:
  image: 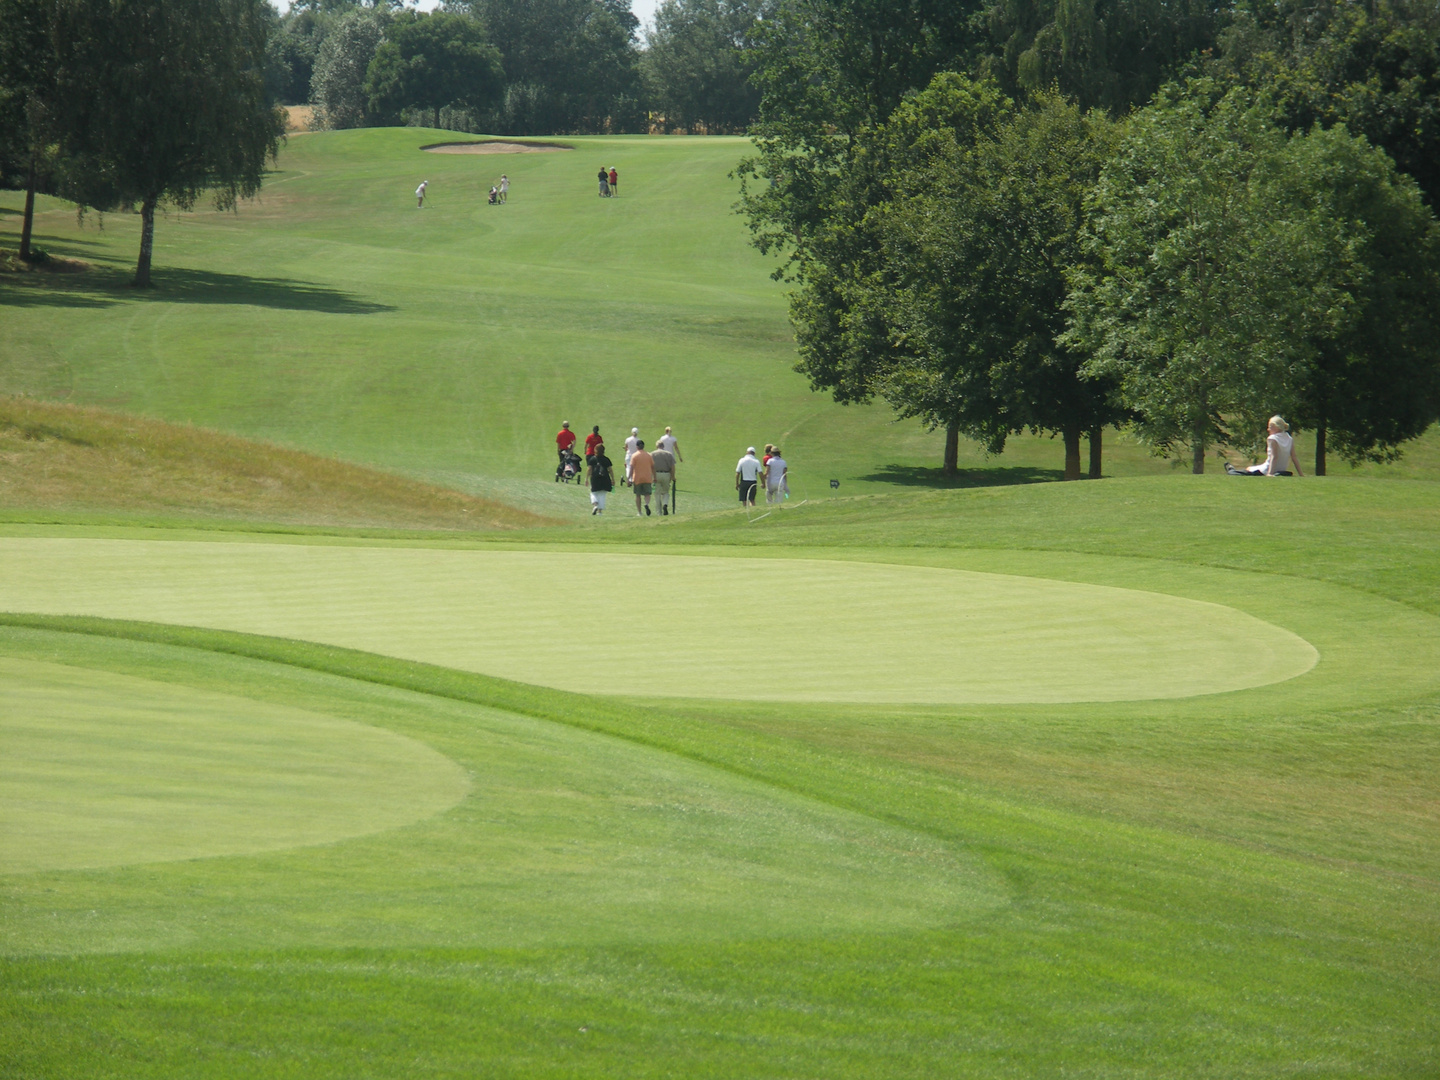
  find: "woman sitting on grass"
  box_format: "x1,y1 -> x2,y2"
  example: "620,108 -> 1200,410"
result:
1227,416 -> 1304,477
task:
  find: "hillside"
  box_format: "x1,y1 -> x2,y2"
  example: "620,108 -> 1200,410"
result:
0,395 -> 549,530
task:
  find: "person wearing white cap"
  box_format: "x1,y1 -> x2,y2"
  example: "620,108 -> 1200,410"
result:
623,427 -> 641,486
735,446 -> 762,507
416,180 -> 428,207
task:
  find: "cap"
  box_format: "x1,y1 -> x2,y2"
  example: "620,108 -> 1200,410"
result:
632,427 -> 639,434
747,447 -> 756,454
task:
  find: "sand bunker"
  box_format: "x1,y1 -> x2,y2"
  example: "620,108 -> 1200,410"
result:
424,140 -> 571,154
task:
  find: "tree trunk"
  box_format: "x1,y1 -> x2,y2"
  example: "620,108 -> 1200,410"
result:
19,153 -> 37,261
943,424 -> 959,478
135,197 -> 158,287
1191,418 -> 1206,474
1315,414 -> 1327,477
1063,424 -> 1082,481
1087,426 -> 1102,479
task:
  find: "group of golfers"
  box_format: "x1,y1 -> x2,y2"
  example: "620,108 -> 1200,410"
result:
555,422 -> 790,517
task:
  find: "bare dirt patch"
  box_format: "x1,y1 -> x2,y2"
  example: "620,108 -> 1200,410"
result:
422,140 -> 571,154
283,105 -> 314,133
0,249 -> 88,274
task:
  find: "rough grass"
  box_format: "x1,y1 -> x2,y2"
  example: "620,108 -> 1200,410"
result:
0,396 -> 552,530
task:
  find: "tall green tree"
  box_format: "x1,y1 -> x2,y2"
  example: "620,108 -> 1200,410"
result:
1064,81 -> 1295,472
879,89 -> 1127,478
365,10 -> 503,129
310,7 -> 387,129
54,0 -> 284,286
0,0 -> 62,261
1254,123 -> 1440,474
641,0 -> 766,133
455,0 -> 642,134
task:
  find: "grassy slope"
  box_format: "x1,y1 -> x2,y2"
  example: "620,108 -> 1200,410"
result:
1,475 -> 1438,1078
2,128 -> 1435,522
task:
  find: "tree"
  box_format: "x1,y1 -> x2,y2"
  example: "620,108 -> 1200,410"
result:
1255,124 -> 1440,474
0,0 -> 63,261
977,0 -> 1228,114
641,0 -> 765,133
310,8 -> 387,129
1064,81 -> 1300,473
1212,0 -> 1440,207
53,0 -> 284,287
879,89 -> 1128,478
455,0 -> 642,134
365,11 -> 503,129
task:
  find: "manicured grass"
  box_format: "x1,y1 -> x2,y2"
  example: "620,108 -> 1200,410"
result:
3,129 -> 1434,520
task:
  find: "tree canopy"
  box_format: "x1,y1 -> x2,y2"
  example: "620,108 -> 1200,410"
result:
642,0 -> 766,133
365,10 -> 504,129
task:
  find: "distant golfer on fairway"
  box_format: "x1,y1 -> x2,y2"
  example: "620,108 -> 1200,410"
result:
585,425 -> 603,464
651,442 -> 676,515
556,421 -> 576,469
586,442 -> 614,515
765,447 -> 788,503
498,174 -> 509,203
630,440 -> 655,516
416,180 -> 428,208
655,426 -> 682,462
736,446 -> 762,507
623,427 -> 640,485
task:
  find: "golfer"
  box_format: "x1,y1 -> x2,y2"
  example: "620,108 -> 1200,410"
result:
651,442 -> 676,515
764,446 -> 788,503
498,174 -> 509,203
416,180 -> 428,208
655,426 -> 683,462
586,442 -> 614,515
736,446 -> 762,507
608,166 -> 618,196
598,167 -> 610,197
623,427 -> 640,485
555,421 -> 576,470
585,424 -> 603,464
1226,416 -> 1304,476
630,440 -> 655,516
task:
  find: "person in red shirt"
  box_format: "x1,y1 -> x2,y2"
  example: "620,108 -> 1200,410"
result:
584,425 -> 603,464
556,422 -> 577,476
608,167 -> 618,196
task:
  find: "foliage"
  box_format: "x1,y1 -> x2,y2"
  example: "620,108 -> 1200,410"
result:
0,0 -> 65,257
365,10 -> 504,129
1212,0 -> 1440,207
1259,123 -> 1440,472
641,0 -> 766,133
52,0 -> 284,287
453,0 -> 643,134
310,7 -> 388,129
976,0 -> 1228,113
1065,81 -> 1301,471
264,5 -> 326,106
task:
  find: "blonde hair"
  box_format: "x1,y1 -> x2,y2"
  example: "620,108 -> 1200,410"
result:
1269,415 -> 1289,432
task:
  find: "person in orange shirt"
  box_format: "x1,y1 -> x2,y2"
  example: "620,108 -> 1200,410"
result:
629,439 -> 655,516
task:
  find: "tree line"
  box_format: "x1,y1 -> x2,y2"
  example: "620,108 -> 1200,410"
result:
737,0 -> 1440,476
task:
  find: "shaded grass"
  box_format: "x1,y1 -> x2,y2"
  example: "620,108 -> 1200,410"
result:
0,396 -> 552,530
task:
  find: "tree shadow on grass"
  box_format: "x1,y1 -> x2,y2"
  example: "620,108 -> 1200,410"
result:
0,262 -> 393,314
861,464 -> 1066,489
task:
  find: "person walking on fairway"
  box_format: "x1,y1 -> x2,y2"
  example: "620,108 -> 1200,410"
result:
655,426 -> 682,462
630,440 -> 655,516
585,425 -> 603,464
586,442 -> 614,514
765,446 -> 788,503
555,421 -> 576,470
416,180 -> 428,208
598,167 -> 610,197
498,174 -> 509,203
736,446 -> 762,507
651,442 -> 676,515
623,427 -> 640,485
608,166 -> 618,196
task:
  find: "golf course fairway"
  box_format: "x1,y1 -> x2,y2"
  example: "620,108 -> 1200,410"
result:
0,537 -> 1316,703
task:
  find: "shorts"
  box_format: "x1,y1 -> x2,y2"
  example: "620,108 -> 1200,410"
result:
633,482 -> 653,496
739,479 -> 757,502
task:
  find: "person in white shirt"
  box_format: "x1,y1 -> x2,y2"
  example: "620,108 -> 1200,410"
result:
764,448 -> 788,502
623,428 -> 640,486
416,180 -> 428,208
735,447 -> 762,506
498,174 -> 509,203
655,426 -> 682,462
1227,416 -> 1304,476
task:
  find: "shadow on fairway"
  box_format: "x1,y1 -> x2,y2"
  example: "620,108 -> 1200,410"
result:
0,263 -> 392,314
861,464 -> 1066,488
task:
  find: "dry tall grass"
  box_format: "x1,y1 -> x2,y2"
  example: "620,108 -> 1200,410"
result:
0,396 -> 552,531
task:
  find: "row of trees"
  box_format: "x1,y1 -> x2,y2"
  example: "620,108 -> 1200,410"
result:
739,0 -> 1440,475
275,0 -> 768,136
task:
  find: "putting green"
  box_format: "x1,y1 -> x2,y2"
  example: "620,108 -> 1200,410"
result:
0,538 -> 1316,703
0,656 -> 468,873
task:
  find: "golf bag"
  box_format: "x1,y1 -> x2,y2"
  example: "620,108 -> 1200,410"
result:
556,447 -> 583,483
